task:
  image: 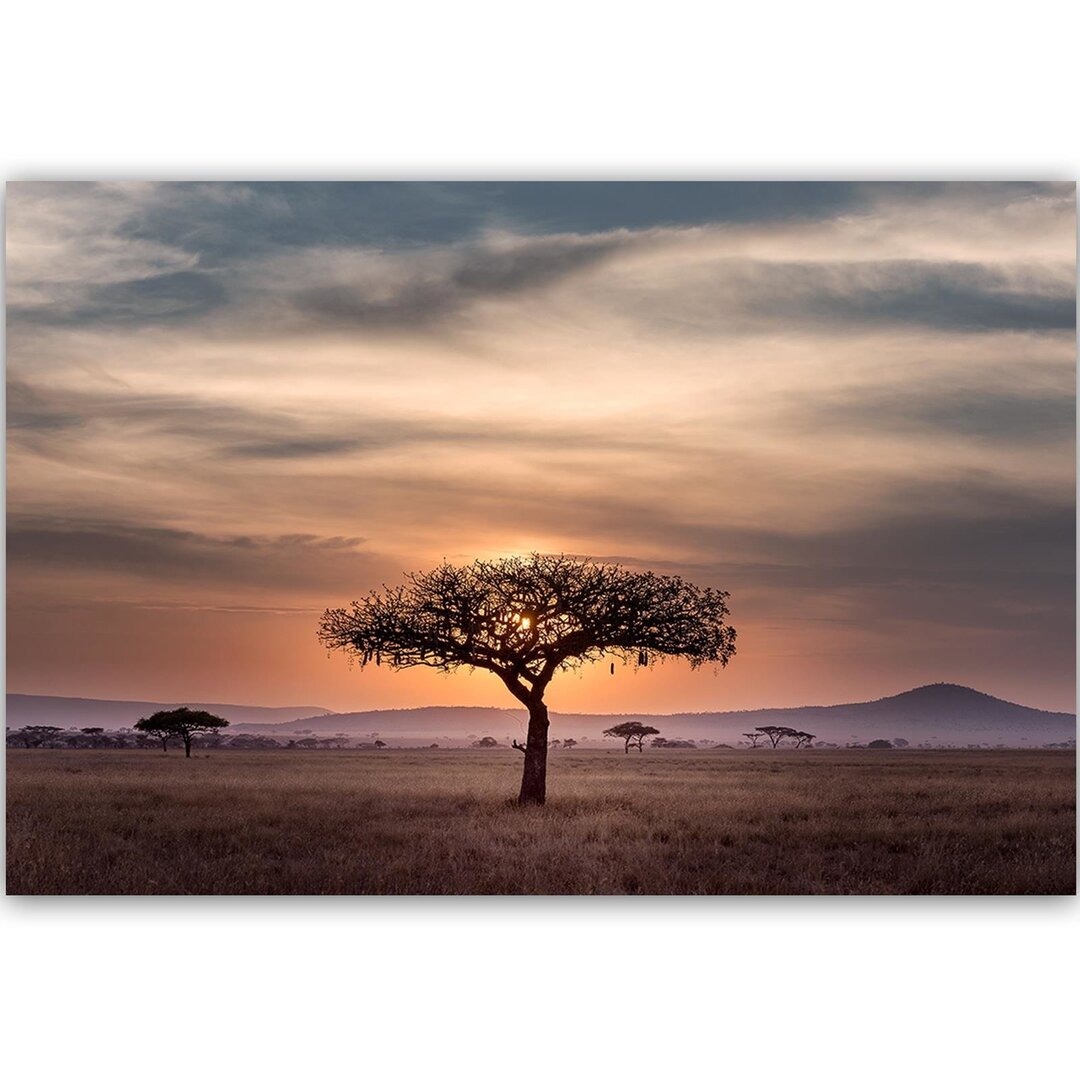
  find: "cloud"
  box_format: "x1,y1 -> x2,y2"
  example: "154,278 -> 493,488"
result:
607,258 -> 1075,338
286,231 -> 637,331
6,517 -> 373,592
806,388 -> 1076,443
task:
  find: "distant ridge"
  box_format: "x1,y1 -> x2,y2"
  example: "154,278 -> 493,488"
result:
228,682 -> 1074,746
7,684 -> 1074,746
4,695 -> 332,729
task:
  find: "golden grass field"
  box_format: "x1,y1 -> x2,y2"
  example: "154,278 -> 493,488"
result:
6,748 -> 1075,895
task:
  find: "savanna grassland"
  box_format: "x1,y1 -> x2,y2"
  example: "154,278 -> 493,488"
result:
6,749 -> 1075,895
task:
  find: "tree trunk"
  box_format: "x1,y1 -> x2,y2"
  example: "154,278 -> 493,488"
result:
184,736 -> 192,758
517,700 -> 549,806
624,739 -> 630,754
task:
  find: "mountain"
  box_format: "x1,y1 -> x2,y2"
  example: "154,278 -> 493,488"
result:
229,683 -> 1075,747
8,684 -> 1073,746
234,706 -> 522,739
4,695 -> 332,729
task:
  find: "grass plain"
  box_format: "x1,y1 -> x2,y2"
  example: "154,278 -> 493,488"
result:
6,748 -> 1075,895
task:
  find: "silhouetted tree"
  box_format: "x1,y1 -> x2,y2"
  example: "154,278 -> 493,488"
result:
473,736 -> 500,748
742,731 -> 765,748
868,739 -> 893,749
756,725 -> 796,748
603,721 -> 662,754
373,740 -> 387,749
562,738 -> 578,750
15,725 -> 66,748
227,734 -> 281,750
319,553 -> 735,804
134,708 -> 229,758
791,731 -> 815,749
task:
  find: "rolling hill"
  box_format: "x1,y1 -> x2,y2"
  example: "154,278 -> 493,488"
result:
7,684 -> 1074,747
4,694 -> 332,729
228,683 -> 1075,747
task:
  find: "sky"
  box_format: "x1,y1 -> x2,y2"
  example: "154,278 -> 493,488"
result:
5,181 -> 1076,714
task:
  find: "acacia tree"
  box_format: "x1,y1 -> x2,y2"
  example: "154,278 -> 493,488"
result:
603,721 -> 661,754
791,730 -> 816,749
742,731 -> 765,748
134,708 -> 229,758
318,554 -> 736,805
756,725 -> 796,749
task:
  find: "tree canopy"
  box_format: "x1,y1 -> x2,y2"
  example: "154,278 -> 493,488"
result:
753,725 -> 816,748
603,721 -> 661,753
319,553 -> 736,803
134,708 -> 229,757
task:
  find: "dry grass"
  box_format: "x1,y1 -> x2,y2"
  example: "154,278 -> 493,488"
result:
6,748 -> 1075,895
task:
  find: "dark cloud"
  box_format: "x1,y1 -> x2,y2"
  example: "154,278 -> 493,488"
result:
5,379 -> 676,465
290,233 -> 631,330
6,518 -> 373,592
116,182 -> 1073,260
7,379 -> 85,433
807,388 -> 1076,443
12,183 -> 1073,337
630,259 -> 1076,336
109,182 -> 867,268
787,261 -> 1075,332
11,270 -> 229,328
225,436 -> 371,459
329,469 -> 1074,629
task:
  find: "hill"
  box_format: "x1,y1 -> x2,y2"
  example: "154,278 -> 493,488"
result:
4,695 -> 332,729
228,683 -> 1075,747
8,684 -> 1073,747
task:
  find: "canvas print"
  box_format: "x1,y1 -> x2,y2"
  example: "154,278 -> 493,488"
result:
5,181 -> 1075,895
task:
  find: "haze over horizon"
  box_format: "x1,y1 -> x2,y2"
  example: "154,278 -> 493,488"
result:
6,182 -> 1076,714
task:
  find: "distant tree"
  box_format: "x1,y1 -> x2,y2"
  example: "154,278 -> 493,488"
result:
756,725 -> 796,749
653,737 -> 696,749
429,743 -> 440,749
81,727 -> 104,735
562,738 -> 578,750
549,739 -> 562,750
14,725 -> 65,748
791,731 -> 816,749
742,731 -> 765,748
134,708 -> 229,758
373,740 -> 387,749
892,737 -> 909,748
319,553 -> 735,804
227,734 -> 281,750
473,736 -> 500,748
868,739 -> 893,749
603,721 -> 661,754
